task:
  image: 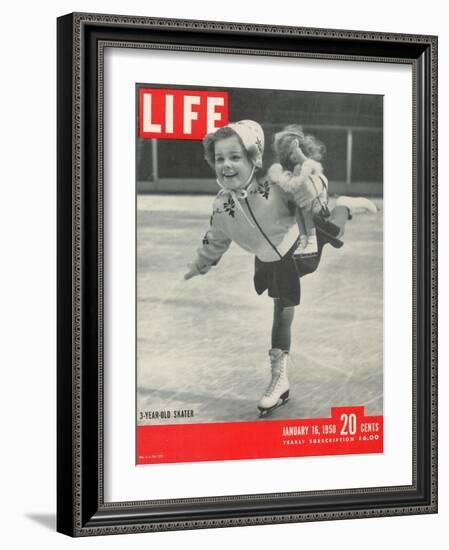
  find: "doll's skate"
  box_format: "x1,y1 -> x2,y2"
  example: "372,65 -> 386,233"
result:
258,349 -> 290,417
292,234 -> 318,259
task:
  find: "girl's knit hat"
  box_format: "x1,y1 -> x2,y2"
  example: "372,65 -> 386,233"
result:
225,120 -> 265,168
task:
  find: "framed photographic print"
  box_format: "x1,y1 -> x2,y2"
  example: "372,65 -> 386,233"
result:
57,12 -> 437,536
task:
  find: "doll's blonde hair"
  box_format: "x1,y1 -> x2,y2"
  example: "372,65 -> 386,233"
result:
272,124 -> 326,171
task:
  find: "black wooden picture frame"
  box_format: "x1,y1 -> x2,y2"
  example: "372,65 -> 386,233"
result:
57,12 -> 437,536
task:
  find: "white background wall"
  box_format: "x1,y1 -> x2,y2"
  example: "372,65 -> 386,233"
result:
0,1 -> 445,548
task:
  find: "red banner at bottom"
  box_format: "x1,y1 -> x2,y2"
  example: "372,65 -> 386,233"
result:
137,406 -> 383,465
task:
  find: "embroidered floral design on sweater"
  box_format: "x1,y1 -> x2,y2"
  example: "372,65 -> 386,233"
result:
223,196 -> 236,218
257,179 -> 270,199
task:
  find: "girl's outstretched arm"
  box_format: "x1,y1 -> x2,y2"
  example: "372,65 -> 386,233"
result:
184,223 -> 232,280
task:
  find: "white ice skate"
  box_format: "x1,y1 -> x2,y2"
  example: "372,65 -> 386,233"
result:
293,234 -> 318,258
258,349 -> 290,417
336,196 -> 378,215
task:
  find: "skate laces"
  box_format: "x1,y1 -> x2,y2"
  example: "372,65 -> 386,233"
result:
264,370 -> 282,396
264,354 -> 287,396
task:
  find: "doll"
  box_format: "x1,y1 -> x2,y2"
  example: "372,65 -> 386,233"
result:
268,125 -> 333,258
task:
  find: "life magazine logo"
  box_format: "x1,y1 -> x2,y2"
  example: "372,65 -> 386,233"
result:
138,88 -> 229,140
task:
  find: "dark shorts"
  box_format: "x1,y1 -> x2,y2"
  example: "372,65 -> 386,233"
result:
253,236 -> 325,308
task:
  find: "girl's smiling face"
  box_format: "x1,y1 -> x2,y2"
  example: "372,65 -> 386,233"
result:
214,135 -> 254,190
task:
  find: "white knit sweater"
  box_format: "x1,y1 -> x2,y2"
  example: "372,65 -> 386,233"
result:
194,177 -> 299,272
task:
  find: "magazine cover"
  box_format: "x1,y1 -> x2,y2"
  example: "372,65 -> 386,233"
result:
135,83 -> 383,465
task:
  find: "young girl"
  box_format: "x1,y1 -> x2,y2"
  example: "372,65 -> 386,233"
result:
184,120 -> 377,416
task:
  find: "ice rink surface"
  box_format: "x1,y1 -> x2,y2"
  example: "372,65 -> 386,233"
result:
137,194 -> 383,424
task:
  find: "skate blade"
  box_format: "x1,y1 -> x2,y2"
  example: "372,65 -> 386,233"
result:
258,392 -> 290,418
293,251 -> 318,259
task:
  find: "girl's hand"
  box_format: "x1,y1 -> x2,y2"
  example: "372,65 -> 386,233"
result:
184,262 -> 211,280
291,175 -> 327,214
184,263 -> 201,280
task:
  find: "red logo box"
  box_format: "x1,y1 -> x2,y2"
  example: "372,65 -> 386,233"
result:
138,88 -> 229,140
